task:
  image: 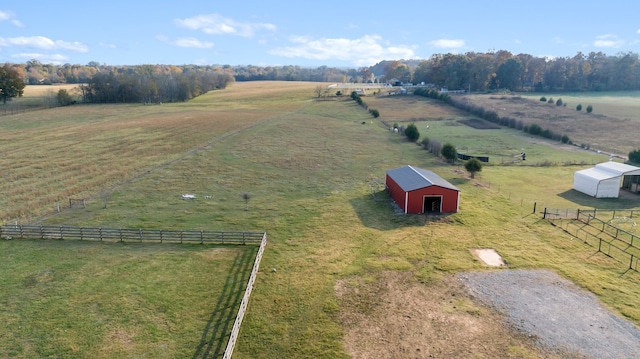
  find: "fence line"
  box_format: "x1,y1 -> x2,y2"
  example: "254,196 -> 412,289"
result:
0,224 -> 264,245
545,208 -> 640,271
223,232 -> 267,359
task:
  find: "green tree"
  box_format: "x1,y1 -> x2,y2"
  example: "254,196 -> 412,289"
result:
56,89 -> 74,106
493,57 -> 524,91
576,104 -> 582,111
0,64 -> 26,104
464,158 -> 483,178
420,137 -> 430,149
628,149 -> 640,164
586,105 -> 593,113
368,108 -> 380,118
556,98 -> 563,106
441,143 -> 457,163
404,123 -> 420,142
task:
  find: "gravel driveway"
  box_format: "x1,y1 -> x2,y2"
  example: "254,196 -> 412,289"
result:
457,269 -> 640,359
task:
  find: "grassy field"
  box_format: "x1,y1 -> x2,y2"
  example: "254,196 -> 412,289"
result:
2,83 -> 640,358
0,240 -> 257,358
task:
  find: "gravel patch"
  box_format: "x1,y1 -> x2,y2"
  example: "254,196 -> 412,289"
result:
457,269 -> 640,359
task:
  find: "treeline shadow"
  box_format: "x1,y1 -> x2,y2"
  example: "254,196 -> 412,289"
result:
192,246 -> 257,359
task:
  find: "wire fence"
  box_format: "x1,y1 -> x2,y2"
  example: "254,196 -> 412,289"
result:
545,208 -> 640,271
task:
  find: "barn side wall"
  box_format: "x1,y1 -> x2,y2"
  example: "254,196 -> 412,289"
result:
385,175 -> 407,212
407,186 -> 459,213
596,177 -> 621,198
573,172 -> 599,197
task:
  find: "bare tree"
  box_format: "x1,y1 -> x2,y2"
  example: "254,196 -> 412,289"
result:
242,192 -> 252,211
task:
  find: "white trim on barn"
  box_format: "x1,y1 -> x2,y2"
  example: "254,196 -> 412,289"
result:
573,161 -> 640,198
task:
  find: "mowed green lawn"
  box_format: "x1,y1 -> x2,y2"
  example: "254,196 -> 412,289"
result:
0,240 -> 257,358
2,83 -> 640,358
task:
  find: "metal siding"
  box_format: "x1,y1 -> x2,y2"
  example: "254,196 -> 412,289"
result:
386,174 -> 407,211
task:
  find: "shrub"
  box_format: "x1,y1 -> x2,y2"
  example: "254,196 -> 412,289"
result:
576,104 -> 582,111
464,158 -> 483,178
556,98 -> 563,106
336,91 -> 342,96
629,149 -> 640,164
547,97 -> 554,104
586,105 -> 593,113
561,135 -> 570,144
539,96 -> 547,102
441,143 -> 457,163
528,123 -> 542,135
420,137 -> 430,149
404,123 -> 420,142
369,108 -> 380,118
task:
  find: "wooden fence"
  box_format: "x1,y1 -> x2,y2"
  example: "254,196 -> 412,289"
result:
546,209 -> 640,271
0,224 -> 264,245
223,232 -> 267,359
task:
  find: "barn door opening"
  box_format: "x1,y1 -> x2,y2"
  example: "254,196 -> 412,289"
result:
423,196 -> 441,213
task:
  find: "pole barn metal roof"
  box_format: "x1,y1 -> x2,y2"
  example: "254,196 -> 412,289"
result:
386,165 -> 459,192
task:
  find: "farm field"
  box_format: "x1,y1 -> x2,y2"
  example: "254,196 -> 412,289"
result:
459,91 -> 640,157
2,82 -> 640,358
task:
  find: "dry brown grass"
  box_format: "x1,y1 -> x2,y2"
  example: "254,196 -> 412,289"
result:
22,84 -> 81,97
460,94 -> 639,156
1,82 -> 320,223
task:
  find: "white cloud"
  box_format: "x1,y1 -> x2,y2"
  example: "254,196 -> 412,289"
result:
428,39 -> 465,49
0,36 -> 88,52
594,34 -> 624,48
637,29 -> 640,34
269,35 -> 416,66
12,52 -> 69,64
173,37 -> 214,49
0,10 -> 23,27
99,42 -> 117,49
156,35 -> 214,49
175,14 -> 276,37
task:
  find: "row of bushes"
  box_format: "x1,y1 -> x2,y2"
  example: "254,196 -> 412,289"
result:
413,88 -> 572,144
350,92 -> 380,118
539,96 -> 593,113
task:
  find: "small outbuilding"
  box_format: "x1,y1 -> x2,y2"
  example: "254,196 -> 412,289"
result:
573,161 -> 640,198
386,165 -> 460,214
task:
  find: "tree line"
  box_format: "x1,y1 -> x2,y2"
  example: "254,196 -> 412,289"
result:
1,49 -> 640,104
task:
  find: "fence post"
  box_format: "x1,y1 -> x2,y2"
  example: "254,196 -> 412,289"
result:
543,208 -> 547,219
533,202 -> 536,213
180,231 -> 183,244
598,238 -> 602,252
80,227 -> 84,240
99,227 -> 103,241
630,254 -> 634,270
200,230 -> 204,244
138,229 -> 142,242
59,226 -> 64,240
160,230 -> 163,243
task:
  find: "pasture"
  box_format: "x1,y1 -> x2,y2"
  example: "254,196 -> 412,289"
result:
2,82 -> 640,358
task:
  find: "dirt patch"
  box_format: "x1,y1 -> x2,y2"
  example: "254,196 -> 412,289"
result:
458,118 -> 502,130
335,271 -> 561,358
458,269 -> 640,359
336,270 -> 640,358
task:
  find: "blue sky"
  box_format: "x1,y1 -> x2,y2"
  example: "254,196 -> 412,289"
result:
1,1 -> 639,67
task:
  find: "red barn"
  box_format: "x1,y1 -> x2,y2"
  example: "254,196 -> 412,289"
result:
386,165 -> 460,214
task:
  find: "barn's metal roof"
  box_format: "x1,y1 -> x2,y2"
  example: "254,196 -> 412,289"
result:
386,165 -> 459,192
